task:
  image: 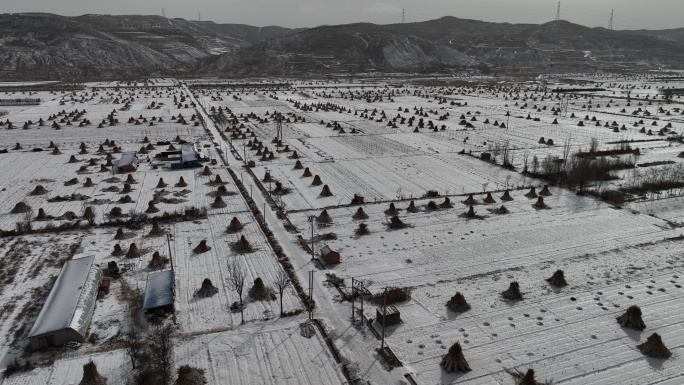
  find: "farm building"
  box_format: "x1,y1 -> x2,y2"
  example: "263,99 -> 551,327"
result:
170,144 -> 201,169
116,151 -> 138,173
376,305 -> 401,326
320,245 -> 340,265
143,269 -> 174,312
28,255 -> 103,350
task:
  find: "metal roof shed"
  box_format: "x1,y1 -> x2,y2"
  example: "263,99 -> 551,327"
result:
143,270 -> 174,311
28,255 -> 102,350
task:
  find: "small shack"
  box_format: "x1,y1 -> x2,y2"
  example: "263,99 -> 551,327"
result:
143,269 -> 174,313
116,151 -> 139,173
28,255 -> 103,350
170,144 -> 201,169
320,245 -> 340,265
376,305 -> 401,326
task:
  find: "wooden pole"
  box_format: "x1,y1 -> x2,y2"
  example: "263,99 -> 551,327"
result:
381,287 -> 387,350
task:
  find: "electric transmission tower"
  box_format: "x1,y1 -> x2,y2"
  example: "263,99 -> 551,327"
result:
555,2 -> 561,21
608,9 -> 614,30
198,12 -> 202,22
162,8 -> 166,17
402,9 -> 405,23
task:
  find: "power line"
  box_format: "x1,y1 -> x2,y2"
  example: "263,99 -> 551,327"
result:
555,2 -> 561,21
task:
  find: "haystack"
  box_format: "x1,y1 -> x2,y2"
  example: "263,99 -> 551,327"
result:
533,196 -> 548,209
388,215 -> 406,229
118,195 -> 133,203
13,143 -> 22,150
114,227 -> 126,240
427,201 -> 439,210
233,235 -> 252,253
356,223 -> 370,236
249,277 -> 276,301
84,178 -> 95,187
227,217 -> 244,233
126,243 -> 141,259
302,167 -> 312,177
148,251 -> 169,270
212,196 -> 227,208
294,160 -> 304,169
112,243 -> 124,256
440,197 -> 453,208
193,239 -> 211,254
320,184 -> 333,197
11,201 -> 32,214
525,187 -> 538,198
65,178 -> 79,186
48,141 -> 56,148
465,206 -> 476,218
446,292 -> 471,313
407,200 -> 418,213
36,208 -> 48,220
501,190 -> 514,201
385,203 -> 399,215
496,205 -> 509,214
156,178 -> 167,188
213,175 -> 225,185
148,221 -> 165,237
175,365 -> 207,385
311,175 -> 323,186
463,194 -> 477,205
99,164 -> 109,172
109,207 -> 123,217
68,155 -> 79,163
317,209 -> 333,223
83,206 -> 96,222
78,360 -> 107,385
174,176 -> 188,188
52,147 -> 62,155
201,166 -> 212,176
502,282 -> 523,300
121,183 -> 132,194
146,201 -> 160,213
637,333 -> 672,359
352,207 -> 369,220
546,270 -> 567,287
30,185 -> 48,195
539,185 -> 552,196
125,174 -> 137,184
617,305 -> 646,330
195,279 -> 219,298
440,342 -> 471,373
515,369 -> 541,385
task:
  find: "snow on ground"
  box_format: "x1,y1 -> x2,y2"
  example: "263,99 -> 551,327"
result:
173,321 -> 346,385
2,75 -> 684,384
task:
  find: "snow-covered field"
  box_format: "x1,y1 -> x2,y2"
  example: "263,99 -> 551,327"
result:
1,74 -> 684,384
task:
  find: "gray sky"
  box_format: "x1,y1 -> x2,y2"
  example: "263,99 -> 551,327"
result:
5,0 -> 683,30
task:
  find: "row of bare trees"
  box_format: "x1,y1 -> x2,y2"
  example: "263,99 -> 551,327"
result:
226,260 -> 292,324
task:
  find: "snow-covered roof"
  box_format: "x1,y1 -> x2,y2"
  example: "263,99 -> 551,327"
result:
320,244 -> 336,256
118,151 -> 138,167
28,255 -> 102,338
143,270 -> 174,310
181,143 -> 199,164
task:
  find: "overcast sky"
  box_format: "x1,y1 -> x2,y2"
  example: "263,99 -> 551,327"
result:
5,0 -> 683,30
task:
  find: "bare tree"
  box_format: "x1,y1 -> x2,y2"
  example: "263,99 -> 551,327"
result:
124,327 -> 144,370
226,260 -> 246,324
522,151 -> 530,174
273,270 -> 291,316
148,323 -> 174,385
589,137 -> 599,155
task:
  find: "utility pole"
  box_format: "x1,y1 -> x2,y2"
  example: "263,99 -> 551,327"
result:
555,2 -> 560,21
608,9 -> 614,30
380,287 -> 387,350
307,215 -> 316,260
308,271 -> 314,320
